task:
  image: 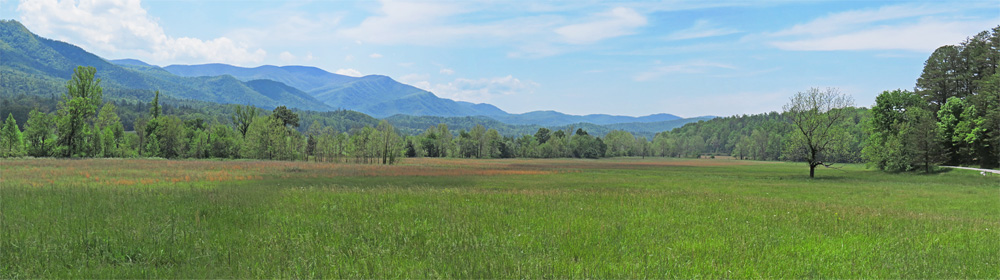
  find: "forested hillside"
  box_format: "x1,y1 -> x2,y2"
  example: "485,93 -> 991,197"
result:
0,19 -> 331,111
653,26 -> 999,170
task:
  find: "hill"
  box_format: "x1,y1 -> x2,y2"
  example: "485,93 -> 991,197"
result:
0,19 -> 330,111
164,63 -> 710,125
2,19 -> 714,136
164,64 -> 508,118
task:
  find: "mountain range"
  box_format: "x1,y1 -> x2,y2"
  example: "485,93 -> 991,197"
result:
1,19 -> 713,131
159,63 -> 701,125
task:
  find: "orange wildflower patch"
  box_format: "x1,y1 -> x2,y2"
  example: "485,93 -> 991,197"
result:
1,157 -> 739,188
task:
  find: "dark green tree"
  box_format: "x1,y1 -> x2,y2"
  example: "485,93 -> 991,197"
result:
916,45 -> 963,113
23,109 -> 55,157
534,127 -> 551,144
863,89 -> 942,172
55,66 -> 102,157
271,106 -> 300,128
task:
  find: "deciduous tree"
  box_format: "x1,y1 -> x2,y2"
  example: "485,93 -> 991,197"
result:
55,66 -> 102,157
783,87 -> 854,178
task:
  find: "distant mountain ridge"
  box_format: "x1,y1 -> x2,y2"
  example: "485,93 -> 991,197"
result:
0,19 -> 330,111
163,63 -> 711,125
1,19 -> 715,132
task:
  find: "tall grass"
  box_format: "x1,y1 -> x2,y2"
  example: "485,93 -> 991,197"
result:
1,158 -> 997,278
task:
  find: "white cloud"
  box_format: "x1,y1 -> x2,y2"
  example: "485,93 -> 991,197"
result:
335,68 -> 363,77
17,0 -> 266,65
771,19 -> 995,52
279,51 -> 296,62
555,7 -> 647,44
666,19 -> 739,41
439,68 -> 455,75
766,3 -> 997,52
430,75 -> 540,103
398,73 -> 431,90
369,53 -> 383,58
337,0 -> 476,45
344,55 -> 354,62
400,73 -> 539,103
226,10 -> 342,49
769,4 -> 945,37
634,61 -> 737,81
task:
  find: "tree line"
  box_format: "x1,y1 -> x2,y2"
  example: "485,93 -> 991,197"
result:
644,26 -> 998,174
0,66 -> 613,162
2,26 -> 996,175
864,26 -> 999,171
0,66 -> 401,163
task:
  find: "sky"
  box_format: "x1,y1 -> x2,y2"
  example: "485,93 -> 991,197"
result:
4,0 -> 998,118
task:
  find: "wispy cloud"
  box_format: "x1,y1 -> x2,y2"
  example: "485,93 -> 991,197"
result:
18,0 -> 266,65
555,7 -> 648,44
634,61 -> 737,81
335,68 -> 363,77
666,20 -> 739,41
765,3 -> 997,52
401,74 -> 540,103
336,0 -> 531,46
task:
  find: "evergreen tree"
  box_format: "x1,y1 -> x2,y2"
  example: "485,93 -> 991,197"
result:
1,113 -> 25,157
23,109 -> 55,157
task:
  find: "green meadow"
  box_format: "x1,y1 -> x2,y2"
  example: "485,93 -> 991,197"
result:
1,158 -> 997,278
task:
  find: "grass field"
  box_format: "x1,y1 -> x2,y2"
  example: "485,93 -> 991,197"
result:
1,157 -> 997,278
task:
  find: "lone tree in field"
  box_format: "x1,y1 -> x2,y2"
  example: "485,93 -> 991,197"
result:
783,87 -> 854,178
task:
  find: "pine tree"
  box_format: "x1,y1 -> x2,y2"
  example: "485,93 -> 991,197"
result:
2,113 -> 25,157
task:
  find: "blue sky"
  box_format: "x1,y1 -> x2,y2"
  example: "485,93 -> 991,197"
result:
5,0 -> 998,117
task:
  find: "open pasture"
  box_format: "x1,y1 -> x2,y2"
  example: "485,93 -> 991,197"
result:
1,158 -> 997,278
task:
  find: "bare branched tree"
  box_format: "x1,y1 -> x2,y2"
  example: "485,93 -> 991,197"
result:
784,87 -> 855,178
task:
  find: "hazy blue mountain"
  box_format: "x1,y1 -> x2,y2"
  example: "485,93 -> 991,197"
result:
158,63 -> 698,124
385,114 -> 712,139
0,20 -> 330,111
109,59 -> 155,67
601,116 -> 717,134
493,111 -> 684,126
3,19 -> 711,133
164,63 -> 508,118
163,63 -> 354,93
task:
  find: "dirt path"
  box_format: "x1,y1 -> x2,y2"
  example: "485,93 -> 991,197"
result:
942,166 -> 1000,175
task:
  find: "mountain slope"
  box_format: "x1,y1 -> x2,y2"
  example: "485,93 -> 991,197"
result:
492,111 -> 684,126
0,19 -> 330,111
164,63 -> 355,93
160,63 -> 698,124
164,63 -> 508,118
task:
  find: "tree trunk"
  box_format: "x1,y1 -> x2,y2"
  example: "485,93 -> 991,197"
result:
809,164 -> 816,178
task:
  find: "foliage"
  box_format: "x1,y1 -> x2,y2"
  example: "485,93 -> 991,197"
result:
862,89 -> 942,172
1,113 -> 25,157
232,104 -> 257,138
271,105 -> 300,128
908,25 -> 1000,169
22,109 -> 55,157
54,66 -> 102,157
783,87 -> 855,178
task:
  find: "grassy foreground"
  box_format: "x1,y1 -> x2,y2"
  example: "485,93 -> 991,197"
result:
1,157 -> 997,278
